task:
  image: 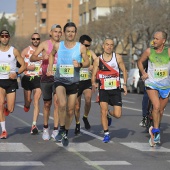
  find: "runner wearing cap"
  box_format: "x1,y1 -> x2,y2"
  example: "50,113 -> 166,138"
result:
0,30 -> 26,139
30,24 -> 62,140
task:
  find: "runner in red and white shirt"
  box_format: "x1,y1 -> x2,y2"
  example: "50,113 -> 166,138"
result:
21,33 -> 42,135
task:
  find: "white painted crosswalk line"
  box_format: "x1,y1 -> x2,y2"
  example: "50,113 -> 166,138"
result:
0,143 -> 31,152
56,142 -> 105,152
121,142 -> 170,152
85,161 -> 131,166
0,162 -> 44,166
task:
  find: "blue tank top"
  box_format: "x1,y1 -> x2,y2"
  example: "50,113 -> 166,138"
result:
54,41 -> 81,84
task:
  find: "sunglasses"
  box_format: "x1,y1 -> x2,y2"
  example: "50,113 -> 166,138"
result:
0,34 -> 10,38
32,38 -> 40,40
83,44 -> 90,47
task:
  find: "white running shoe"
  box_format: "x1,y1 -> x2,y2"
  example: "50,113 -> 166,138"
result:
51,130 -> 59,140
42,128 -> 50,140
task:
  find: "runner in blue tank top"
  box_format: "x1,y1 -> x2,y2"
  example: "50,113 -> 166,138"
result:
48,22 -> 90,146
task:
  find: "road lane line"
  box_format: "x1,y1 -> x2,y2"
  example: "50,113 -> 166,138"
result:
85,161 -> 131,166
0,162 -> 44,166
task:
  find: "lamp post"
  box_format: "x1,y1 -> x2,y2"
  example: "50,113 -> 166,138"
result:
129,0 -> 134,70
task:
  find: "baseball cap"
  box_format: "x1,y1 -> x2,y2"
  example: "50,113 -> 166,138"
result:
51,24 -> 61,30
0,30 -> 10,36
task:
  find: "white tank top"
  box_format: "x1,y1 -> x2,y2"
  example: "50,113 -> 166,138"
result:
0,46 -> 16,79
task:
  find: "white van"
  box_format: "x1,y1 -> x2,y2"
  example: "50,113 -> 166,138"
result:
127,68 -> 140,93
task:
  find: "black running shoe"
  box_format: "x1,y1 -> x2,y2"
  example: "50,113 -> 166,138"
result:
74,123 -> 80,135
55,129 -> 65,142
61,134 -> 69,147
82,117 -> 91,130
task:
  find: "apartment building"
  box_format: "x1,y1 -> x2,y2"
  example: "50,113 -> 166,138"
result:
15,0 -> 79,37
79,0 -> 128,26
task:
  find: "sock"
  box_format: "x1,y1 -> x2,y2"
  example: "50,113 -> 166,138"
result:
65,129 -> 68,136
44,124 -> 48,129
60,126 -> 65,130
1,121 -> 6,131
83,115 -> 88,118
54,127 -> 58,130
76,122 -> 80,124
32,121 -> 36,126
104,130 -> 109,135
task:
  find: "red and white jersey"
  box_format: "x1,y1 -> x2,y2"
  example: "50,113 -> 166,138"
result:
24,46 -> 42,76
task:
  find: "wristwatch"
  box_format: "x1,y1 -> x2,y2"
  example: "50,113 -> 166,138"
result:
123,83 -> 127,86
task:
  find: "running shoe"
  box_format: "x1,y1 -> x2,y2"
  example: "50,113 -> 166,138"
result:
103,134 -> 110,143
74,123 -> 80,135
149,126 -> 155,147
153,132 -> 160,144
0,130 -> 8,139
4,107 -> 10,116
42,127 -> 50,140
30,125 -> 38,135
55,129 -> 65,142
51,130 -> 58,141
139,116 -> 147,127
61,133 -> 69,147
82,117 -> 91,130
24,105 -> 30,112
107,110 -> 112,126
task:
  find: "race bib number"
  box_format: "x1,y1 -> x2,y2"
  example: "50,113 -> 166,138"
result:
59,65 -> 74,77
103,78 -> 117,90
80,69 -> 89,81
0,63 -> 10,74
154,68 -> 168,79
34,64 -> 40,73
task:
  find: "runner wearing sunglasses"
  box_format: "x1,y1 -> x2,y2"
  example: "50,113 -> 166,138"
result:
21,33 -> 42,135
74,34 -> 97,135
0,30 -> 26,139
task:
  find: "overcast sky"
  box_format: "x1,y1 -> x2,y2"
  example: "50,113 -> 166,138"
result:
0,0 -> 16,13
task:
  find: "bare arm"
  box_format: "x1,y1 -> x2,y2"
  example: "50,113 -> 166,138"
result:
88,50 -> 97,71
47,42 -> 58,75
91,57 -> 99,92
80,44 -> 90,68
14,48 -> 26,74
30,42 -> 45,62
137,48 -> 150,80
116,54 -> 127,95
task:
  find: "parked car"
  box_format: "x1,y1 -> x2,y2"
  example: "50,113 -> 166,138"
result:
127,68 -> 140,93
120,71 -> 124,90
137,77 -> 145,94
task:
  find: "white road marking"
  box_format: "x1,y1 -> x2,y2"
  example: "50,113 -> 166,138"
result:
121,142 -> 170,152
0,143 -> 31,152
0,162 -> 44,166
85,161 -> 131,166
56,142 -> 105,152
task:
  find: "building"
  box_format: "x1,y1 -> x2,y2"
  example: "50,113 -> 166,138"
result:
79,0 -> 128,26
15,0 -> 79,37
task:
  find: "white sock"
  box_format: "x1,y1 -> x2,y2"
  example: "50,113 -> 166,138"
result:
1,121 -> 6,131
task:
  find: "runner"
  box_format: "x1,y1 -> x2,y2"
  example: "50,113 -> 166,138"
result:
0,30 -> 26,139
30,24 -> 62,140
91,38 -> 127,143
74,34 -> 97,135
48,22 -> 90,146
21,33 -> 42,135
138,31 -> 170,146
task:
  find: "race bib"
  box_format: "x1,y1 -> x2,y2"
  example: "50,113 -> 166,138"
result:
103,78 -> 117,90
80,68 -> 90,81
34,64 -> 41,73
59,65 -> 74,77
154,68 -> 168,79
0,63 -> 10,74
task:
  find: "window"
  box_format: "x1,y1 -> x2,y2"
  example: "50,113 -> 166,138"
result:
68,3 -> 72,8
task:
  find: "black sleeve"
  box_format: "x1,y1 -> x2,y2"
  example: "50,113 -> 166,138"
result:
16,61 -> 21,68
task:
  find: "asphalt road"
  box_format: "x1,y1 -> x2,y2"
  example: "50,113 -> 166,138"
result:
1,87 -> 170,170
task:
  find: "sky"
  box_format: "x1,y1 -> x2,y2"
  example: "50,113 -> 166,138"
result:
0,0 -> 16,13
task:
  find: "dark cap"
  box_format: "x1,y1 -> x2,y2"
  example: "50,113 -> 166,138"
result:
51,24 -> 61,30
0,30 -> 10,36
